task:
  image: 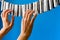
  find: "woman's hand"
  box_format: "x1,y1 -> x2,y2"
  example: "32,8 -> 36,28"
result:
17,10 -> 37,40
0,9 -> 14,38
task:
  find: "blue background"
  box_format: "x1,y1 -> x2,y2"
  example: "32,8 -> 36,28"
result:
0,0 -> 60,40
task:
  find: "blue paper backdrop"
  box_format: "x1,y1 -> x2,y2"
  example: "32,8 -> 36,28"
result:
0,0 -> 60,40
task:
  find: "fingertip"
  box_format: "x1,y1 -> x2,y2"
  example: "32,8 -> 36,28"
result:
11,16 -> 14,24
32,13 -> 37,21
8,9 -> 13,12
24,10 -> 32,18
29,10 -> 35,16
5,9 -> 12,13
12,16 -> 14,20
33,12 -> 37,16
25,10 -> 31,13
5,9 -> 12,15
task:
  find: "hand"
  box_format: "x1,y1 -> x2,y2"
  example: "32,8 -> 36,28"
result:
17,10 -> 37,40
0,9 -> 14,39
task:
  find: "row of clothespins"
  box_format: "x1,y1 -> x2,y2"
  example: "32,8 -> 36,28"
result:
1,0 -> 60,17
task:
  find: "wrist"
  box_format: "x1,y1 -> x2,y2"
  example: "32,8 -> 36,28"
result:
0,28 -> 6,38
17,34 -> 28,40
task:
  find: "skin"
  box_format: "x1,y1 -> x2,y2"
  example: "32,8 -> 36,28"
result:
0,9 -> 37,40
0,9 -> 14,40
17,10 -> 37,40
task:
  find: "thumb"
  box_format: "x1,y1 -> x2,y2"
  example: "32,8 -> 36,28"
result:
9,16 -> 14,27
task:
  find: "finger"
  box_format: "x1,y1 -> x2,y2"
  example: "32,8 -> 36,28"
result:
24,10 -> 32,26
9,16 -> 14,27
5,10 -> 13,18
26,10 -> 34,29
27,10 -> 34,21
24,10 -> 31,18
30,13 -> 37,25
1,10 -> 8,17
2,9 -> 9,17
2,9 -> 11,17
21,19 -> 24,32
22,18 -> 26,32
26,13 -> 37,33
